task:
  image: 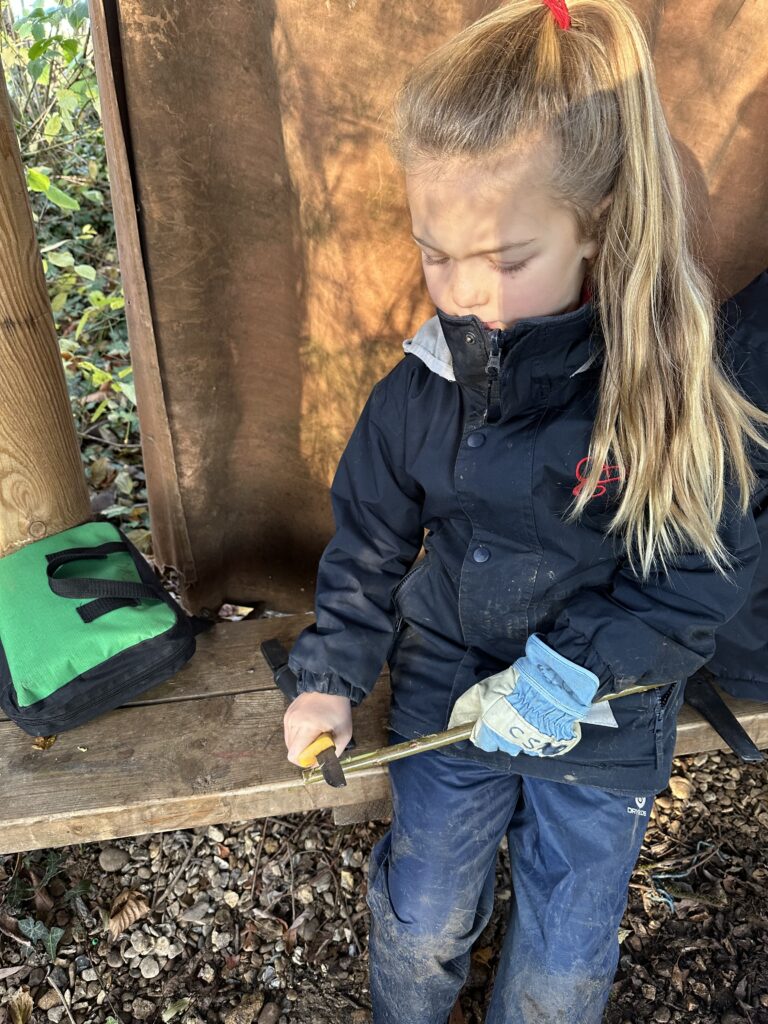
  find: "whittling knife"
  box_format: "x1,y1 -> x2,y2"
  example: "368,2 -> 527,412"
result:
260,638 -> 352,787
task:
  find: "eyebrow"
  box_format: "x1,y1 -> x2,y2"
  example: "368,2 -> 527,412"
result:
411,234 -> 537,257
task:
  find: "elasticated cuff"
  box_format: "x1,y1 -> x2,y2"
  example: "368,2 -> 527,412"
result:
287,658 -> 368,708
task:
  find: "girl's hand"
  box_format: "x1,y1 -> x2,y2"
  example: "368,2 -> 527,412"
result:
283,691 -> 353,767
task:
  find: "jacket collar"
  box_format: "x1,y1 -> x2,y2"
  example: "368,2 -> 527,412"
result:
403,298 -> 601,390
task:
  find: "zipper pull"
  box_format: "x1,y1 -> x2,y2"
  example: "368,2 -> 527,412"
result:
485,329 -> 501,378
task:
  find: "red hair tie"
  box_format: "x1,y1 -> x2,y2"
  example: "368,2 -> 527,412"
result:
542,0 -> 572,30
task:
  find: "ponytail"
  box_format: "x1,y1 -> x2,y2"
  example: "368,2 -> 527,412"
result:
389,0 -> 768,580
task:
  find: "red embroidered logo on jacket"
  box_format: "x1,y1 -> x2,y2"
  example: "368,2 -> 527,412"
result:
572,456 -> 623,499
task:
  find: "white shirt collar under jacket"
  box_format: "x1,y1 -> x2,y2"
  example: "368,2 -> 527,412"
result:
402,315 -> 598,382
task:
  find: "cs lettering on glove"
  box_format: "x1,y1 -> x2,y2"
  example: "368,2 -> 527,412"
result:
447,633 -> 600,758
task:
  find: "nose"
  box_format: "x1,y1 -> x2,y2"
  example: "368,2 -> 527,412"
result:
450,263 -> 489,312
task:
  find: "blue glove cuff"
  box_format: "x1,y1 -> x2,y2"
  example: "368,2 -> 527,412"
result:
520,633 -> 599,712
504,633 -> 600,743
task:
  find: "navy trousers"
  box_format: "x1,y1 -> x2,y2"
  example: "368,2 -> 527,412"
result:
366,732 -> 653,1024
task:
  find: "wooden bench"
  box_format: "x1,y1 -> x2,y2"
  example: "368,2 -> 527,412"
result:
1,616 -> 767,855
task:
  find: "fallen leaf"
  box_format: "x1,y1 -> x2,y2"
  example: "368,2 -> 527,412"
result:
17,917 -> 49,945
671,961 -> 689,993
31,735 -> 57,750
88,457 -> 112,488
285,908 -> 313,952
0,965 -> 26,981
108,888 -> 150,940
221,993 -> 265,1024
85,383 -> 113,402
251,907 -> 288,928
217,603 -> 256,621
124,528 -> 152,553
27,870 -> 54,916
240,919 -> 259,952
8,987 -> 33,1024
161,998 -> 191,1022
248,907 -> 288,942
0,913 -> 30,945
114,469 -> 134,495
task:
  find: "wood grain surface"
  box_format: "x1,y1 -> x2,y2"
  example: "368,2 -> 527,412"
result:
0,59 -> 90,556
0,617 -> 765,855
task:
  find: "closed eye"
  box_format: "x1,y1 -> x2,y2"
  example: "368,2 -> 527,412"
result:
421,253 -> 530,276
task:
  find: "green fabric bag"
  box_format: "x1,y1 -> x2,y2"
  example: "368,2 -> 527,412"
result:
0,515 -> 212,735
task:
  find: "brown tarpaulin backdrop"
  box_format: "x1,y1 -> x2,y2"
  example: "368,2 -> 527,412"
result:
89,0 -> 768,614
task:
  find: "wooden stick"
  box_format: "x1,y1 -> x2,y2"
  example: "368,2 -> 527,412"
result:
302,682 -> 672,784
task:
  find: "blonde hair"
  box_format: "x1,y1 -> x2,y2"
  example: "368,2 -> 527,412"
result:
388,0 -> 768,582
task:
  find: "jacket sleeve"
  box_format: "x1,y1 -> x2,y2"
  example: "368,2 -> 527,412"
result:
541,484 -> 762,699
288,364 -> 425,706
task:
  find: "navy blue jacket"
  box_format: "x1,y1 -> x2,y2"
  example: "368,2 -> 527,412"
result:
289,270 -> 768,794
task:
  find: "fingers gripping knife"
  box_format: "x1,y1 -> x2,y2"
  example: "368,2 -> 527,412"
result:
260,639 -> 356,788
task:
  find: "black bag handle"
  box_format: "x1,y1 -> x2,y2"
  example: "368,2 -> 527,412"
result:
46,543 -> 159,602
44,531 -> 216,632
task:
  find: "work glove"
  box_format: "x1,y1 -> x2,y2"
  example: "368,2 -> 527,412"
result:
447,633 -> 600,757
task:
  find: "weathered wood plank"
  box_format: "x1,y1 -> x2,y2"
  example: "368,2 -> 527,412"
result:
87,0 -> 198,585
675,698 -> 768,755
0,683 -> 392,855
1,617 -> 765,853
2,692 -> 766,853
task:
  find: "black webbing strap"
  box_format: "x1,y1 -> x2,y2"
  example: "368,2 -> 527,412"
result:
684,670 -> 765,763
77,596 -> 141,623
45,542 -> 124,567
45,542 -> 158,623
46,543 -> 159,601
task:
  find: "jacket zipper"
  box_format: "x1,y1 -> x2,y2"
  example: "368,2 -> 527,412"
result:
658,682 -> 677,709
483,329 -> 501,424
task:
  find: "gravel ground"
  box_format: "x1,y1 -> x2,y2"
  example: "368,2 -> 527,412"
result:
1,749 -> 766,1024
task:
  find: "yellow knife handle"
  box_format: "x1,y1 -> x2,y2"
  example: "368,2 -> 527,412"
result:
297,731 -> 336,768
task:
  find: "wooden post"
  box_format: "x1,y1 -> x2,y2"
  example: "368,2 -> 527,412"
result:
0,57 -> 90,557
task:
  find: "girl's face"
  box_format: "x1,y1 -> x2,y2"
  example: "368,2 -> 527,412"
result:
405,145 -> 607,330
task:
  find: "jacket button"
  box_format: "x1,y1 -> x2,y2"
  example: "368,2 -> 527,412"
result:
464,332 -> 476,345
473,546 -> 491,563
467,431 -> 485,448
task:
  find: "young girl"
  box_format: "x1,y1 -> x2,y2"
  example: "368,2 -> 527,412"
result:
283,1 -> 768,1021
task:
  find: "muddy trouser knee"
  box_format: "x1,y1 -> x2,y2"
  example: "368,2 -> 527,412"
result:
365,732 -> 653,1024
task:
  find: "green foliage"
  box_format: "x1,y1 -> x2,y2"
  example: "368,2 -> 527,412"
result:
61,876 -> 92,904
17,915 -> 50,944
17,916 -> 65,958
5,874 -> 35,911
2,848 -> 83,962
2,2 -> 150,548
32,847 -> 68,888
